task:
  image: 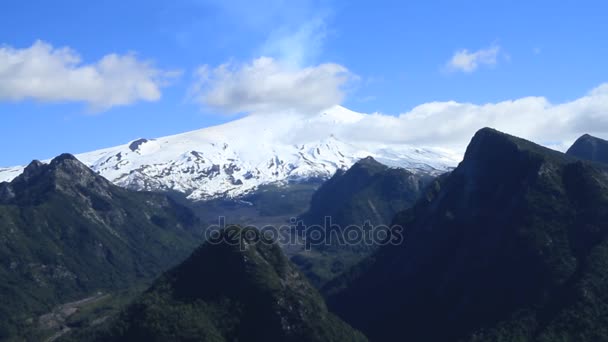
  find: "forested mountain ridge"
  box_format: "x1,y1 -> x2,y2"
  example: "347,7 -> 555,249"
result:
326,128 -> 608,341
68,227 -> 368,342
0,154 -> 201,339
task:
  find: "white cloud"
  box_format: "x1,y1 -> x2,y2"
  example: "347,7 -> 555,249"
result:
190,57 -> 353,115
187,1 -> 341,115
446,45 -> 501,73
280,83 -> 608,153
0,40 -> 178,111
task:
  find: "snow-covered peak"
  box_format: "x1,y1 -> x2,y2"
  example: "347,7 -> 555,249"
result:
0,106 -> 462,200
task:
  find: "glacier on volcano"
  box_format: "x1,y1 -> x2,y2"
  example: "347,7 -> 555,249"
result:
0,106 -> 461,200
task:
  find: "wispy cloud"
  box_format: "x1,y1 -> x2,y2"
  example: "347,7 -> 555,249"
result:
0,40 -> 179,111
190,57 -> 352,115
260,15 -> 328,68
194,0 -> 331,68
189,0 -> 352,115
445,45 -> 501,73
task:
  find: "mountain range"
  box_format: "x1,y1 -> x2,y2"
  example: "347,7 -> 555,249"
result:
3,114 -> 608,342
0,106 -> 459,200
325,129 -> 608,341
0,154 -> 201,340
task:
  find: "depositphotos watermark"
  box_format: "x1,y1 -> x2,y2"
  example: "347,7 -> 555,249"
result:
203,216 -> 404,251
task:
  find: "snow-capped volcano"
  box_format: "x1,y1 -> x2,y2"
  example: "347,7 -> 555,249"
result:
0,106 -> 461,200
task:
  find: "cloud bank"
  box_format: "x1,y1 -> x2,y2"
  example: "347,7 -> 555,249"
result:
446,45 -> 501,73
0,40 -> 177,111
191,57 -> 353,115
283,83 -> 608,153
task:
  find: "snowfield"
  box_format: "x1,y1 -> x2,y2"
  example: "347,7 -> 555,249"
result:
0,106 -> 462,200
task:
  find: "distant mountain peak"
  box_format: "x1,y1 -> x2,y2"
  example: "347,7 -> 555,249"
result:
50,152 -> 79,163
461,128 -> 523,170
48,153 -> 95,173
25,159 -> 44,169
2,154 -> 115,206
20,159 -> 45,179
300,153 -> 430,229
464,127 -> 575,167
566,133 -> 608,164
0,106 -> 461,200
24,153 -> 98,183
354,156 -> 383,166
179,226 -> 290,282
348,156 -> 388,175
466,127 -> 515,151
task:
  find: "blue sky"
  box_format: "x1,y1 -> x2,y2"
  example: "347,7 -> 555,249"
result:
1,0 -> 608,165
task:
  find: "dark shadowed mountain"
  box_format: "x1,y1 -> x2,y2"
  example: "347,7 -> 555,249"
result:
566,133 -> 608,164
0,154 -> 201,339
326,128 -> 608,342
69,227 -> 367,342
299,156 -> 433,228
292,157 -> 434,287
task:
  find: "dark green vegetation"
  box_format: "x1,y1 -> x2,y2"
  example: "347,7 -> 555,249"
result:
293,157 -> 432,287
0,154 -> 201,341
70,227 -> 367,342
299,157 -> 431,228
566,133 -> 608,164
327,128 -> 608,341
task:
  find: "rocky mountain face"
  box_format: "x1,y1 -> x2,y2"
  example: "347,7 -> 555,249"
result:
292,156 -> 434,287
0,154 -> 201,339
0,106 -> 459,200
70,227 -> 368,342
326,128 -> 608,342
566,133 -> 608,164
